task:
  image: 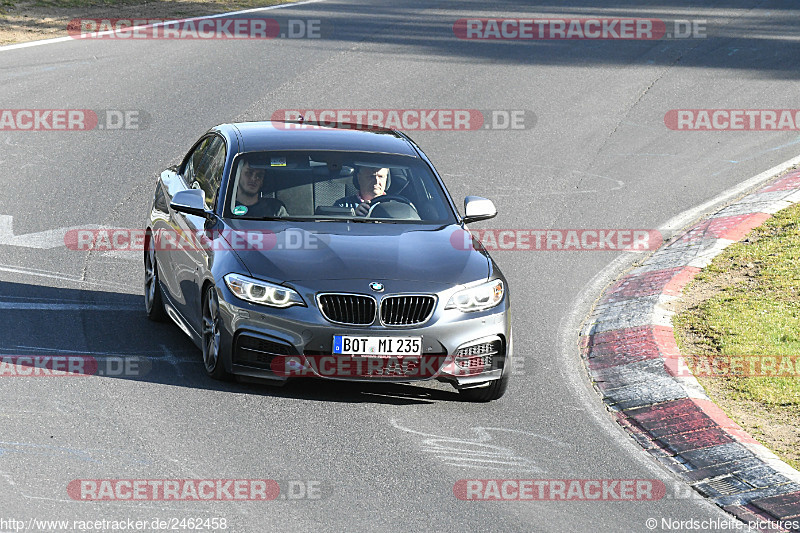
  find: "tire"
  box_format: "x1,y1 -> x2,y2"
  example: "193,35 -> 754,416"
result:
458,373 -> 509,402
144,236 -> 168,322
201,284 -> 232,380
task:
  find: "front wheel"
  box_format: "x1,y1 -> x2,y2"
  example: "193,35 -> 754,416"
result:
201,285 -> 232,380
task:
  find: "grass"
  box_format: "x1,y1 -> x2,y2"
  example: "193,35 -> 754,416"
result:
675,202 -> 800,405
673,198 -> 800,468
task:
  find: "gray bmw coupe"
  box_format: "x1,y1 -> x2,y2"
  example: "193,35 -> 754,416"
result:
144,120 -> 511,401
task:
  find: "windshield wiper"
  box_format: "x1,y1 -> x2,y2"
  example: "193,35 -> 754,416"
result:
240,216 -> 403,223
348,218 -> 410,223
244,216 -> 309,222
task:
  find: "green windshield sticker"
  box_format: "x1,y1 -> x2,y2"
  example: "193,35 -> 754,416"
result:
233,205 -> 248,215
271,157 -> 286,167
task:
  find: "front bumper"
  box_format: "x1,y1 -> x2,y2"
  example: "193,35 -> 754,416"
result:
214,279 -> 511,387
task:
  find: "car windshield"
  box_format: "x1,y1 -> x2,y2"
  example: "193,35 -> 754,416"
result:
224,151 -> 457,224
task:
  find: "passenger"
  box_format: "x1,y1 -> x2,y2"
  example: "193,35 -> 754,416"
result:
235,160 -> 287,217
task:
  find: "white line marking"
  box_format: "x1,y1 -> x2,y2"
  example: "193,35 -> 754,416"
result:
0,263 -> 131,291
10,345 -> 195,357
0,214 -> 142,266
0,215 -> 106,249
390,420 -> 566,473
98,249 -> 139,262
0,0 -> 326,53
0,302 -> 138,310
0,471 -> 16,486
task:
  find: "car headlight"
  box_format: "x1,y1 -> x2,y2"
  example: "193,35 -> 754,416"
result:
445,279 -> 504,313
224,273 -> 305,308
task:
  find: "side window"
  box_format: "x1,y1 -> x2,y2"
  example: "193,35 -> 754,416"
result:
182,136 -> 226,207
183,137 -> 209,186
154,183 -> 169,213
201,138 -> 226,207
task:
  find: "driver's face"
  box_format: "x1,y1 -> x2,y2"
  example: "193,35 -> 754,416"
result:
239,163 -> 264,196
357,167 -> 389,197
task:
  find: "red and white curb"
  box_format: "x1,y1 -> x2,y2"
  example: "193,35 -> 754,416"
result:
581,170 -> 800,530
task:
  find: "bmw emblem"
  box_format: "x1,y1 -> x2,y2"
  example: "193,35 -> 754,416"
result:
369,282 -> 384,292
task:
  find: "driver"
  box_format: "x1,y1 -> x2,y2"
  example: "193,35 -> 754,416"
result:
333,165 -> 389,216
235,160 -> 288,217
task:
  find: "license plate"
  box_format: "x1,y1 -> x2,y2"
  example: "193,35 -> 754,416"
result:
332,335 -> 422,356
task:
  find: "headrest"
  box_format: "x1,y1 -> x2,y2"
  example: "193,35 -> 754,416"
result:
312,164 -> 354,178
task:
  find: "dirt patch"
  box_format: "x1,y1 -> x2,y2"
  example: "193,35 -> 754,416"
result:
0,0 -> 291,45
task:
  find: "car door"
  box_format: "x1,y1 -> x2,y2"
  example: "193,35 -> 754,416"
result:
170,135 -> 226,331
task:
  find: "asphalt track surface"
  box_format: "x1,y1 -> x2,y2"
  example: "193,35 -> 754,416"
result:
1,0 -> 800,531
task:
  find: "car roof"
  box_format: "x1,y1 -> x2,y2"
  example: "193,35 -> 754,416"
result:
221,121 -> 419,157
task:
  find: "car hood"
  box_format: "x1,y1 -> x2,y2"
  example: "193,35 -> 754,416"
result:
222,221 -> 490,286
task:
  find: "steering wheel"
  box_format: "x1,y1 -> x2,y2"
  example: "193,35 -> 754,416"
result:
365,195 -> 418,217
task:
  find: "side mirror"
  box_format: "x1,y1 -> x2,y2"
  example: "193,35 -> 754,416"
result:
170,189 -> 214,219
462,196 -> 497,224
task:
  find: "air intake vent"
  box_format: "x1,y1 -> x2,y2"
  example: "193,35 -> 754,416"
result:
455,338 -> 501,370
234,334 -> 294,368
